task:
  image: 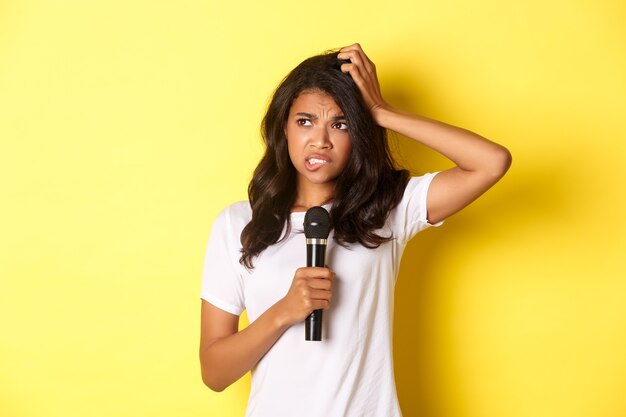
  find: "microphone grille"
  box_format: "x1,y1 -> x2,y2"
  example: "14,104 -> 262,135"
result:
304,206 -> 331,239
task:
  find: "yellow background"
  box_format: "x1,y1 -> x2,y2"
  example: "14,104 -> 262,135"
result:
1,0 -> 624,416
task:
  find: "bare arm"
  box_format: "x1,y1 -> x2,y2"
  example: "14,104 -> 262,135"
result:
338,44 -> 512,224
200,299 -> 288,392
373,109 -> 512,224
199,267 -> 334,392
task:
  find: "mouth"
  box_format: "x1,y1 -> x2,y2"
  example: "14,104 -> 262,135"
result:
305,155 -> 330,171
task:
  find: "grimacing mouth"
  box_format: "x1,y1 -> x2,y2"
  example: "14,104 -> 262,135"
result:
306,157 -> 329,165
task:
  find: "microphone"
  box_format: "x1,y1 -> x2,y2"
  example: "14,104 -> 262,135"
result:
303,206 -> 331,341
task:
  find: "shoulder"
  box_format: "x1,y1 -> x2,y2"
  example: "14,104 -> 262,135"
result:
402,172 -> 439,199
219,200 -> 252,220
387,172 -> 443,240
212,201 -> 252,235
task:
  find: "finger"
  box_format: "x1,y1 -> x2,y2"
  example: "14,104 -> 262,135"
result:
297,266 -> 335,280
341,62 -> 367,90
309,266 -> 335,278
309,289 -> 332,300
338,46 -> 375,73
309,278 -> 332,290
337,49 -> 362,63
337,52 -> 376,74
339,42 -> 363,53
327,268 -> 336,280
323,266 -> 336,281
310,299 -> 330,310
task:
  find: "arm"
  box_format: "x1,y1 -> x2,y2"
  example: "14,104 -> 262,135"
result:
338,44 -> 512,224
200,299 -> 289,392
199,267 -> 334,392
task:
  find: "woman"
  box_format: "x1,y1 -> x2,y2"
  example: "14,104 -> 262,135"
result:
199,43 -> 511,416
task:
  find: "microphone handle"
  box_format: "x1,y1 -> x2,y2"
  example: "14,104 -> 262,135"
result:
305,243 -> 326,341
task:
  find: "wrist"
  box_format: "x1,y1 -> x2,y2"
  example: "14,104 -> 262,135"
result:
270,298 -> 294,331
371,104 -> 395,127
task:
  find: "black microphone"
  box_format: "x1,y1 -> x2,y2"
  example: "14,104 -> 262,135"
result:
303,206 -> 331,341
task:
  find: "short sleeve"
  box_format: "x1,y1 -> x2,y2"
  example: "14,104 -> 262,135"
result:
391,172 -> 444,244
200,206 -> 246,316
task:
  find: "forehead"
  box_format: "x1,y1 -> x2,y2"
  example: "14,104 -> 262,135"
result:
289,90 -> 343,114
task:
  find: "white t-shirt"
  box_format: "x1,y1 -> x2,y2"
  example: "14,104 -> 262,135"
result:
201,173 -> 443,417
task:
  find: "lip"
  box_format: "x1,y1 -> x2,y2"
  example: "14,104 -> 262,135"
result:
304,153 -> 331,171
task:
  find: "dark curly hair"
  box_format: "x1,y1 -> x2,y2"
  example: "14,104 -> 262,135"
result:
240,50 -> 410,268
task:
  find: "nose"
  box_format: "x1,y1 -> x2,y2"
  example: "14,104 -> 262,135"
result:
309,126 -> 332,149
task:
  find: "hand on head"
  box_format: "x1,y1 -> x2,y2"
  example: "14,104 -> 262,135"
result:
337,43 -> 390,118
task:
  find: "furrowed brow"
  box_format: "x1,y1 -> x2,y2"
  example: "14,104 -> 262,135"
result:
295,112 -> 346,121
296,112 -> 318,119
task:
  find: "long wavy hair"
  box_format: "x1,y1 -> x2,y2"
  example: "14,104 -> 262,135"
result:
240,51 -> 410,268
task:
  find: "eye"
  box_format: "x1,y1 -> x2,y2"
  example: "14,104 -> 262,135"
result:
296,118 -> 312,126
333,121 -> 348,130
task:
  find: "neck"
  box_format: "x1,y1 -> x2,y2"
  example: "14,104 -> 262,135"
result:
291,180 -> 335,212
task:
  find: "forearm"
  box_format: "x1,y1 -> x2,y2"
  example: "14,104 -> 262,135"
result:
200,267 -> 334,392
375,107 -> 511,176
200,300 -> 290,392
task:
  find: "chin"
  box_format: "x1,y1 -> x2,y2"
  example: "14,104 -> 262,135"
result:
306,177 -> 335,185
299,171 -> 339,186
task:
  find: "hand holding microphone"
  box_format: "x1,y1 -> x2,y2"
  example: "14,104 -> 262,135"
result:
280,266 -> 334,325
303,206 -> 331,341
276,207 -> 332,340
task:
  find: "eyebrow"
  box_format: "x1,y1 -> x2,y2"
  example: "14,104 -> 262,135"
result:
296,112 -> 346,121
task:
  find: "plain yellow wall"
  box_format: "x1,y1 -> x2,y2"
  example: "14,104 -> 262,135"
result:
1,0 -> 624,416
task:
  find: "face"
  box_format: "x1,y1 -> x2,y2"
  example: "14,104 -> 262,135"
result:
285,90 -> 353,189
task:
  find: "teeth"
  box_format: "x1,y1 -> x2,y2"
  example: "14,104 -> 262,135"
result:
308,158 -> 327,165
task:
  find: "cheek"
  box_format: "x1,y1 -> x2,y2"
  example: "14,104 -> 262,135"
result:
286,141 -> 297,165
285,132 -> 301,166
338,139 -> 353,164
